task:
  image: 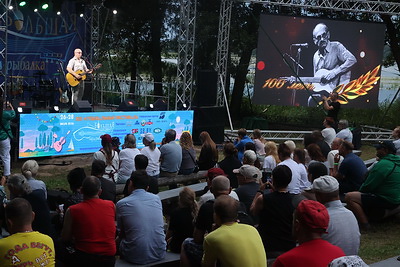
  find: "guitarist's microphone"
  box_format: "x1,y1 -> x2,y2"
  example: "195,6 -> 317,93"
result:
291,43 -> 308,48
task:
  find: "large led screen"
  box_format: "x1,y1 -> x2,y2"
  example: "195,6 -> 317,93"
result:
19,110 -> 194,158
253,15 -> 385,108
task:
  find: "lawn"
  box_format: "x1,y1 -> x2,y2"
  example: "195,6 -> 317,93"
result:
9,142 -> 399,264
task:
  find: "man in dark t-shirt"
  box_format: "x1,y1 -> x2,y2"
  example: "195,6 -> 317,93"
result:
322,92 -> 341,125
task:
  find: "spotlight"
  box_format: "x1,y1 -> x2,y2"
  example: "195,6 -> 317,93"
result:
79,13 -> 84,17
49,105 -> 60,113
17,107 -> 23,113
19,1 -> 27,7
57,11 -> 61,15
41,3 -> 48,10
34,8 -> 38,12
149,104 -> 154,109
8,5 -> 13,10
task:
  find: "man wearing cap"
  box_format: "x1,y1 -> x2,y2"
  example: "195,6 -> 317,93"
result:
234,164 -> 262,213
345,140 -> 400,230
198,168 -> 239,206
273,200 -> 345,267
312,175 -> 360,255
202,195 -> 266,267
332,140 -> 367,194
160,129 -> 182,187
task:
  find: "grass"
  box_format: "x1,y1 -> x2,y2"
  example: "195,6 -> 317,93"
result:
9,143 -> 399,264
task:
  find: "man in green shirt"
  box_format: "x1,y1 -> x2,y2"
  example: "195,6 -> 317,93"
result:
345,140 -> 400,230
0,101 -> 16,179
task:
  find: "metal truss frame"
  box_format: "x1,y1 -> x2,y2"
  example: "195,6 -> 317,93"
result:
176,0 -> 197,110
215,0 -> 400,106
0,0 -> 10,104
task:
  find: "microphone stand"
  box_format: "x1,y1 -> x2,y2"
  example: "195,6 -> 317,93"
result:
288,46 -> 304,106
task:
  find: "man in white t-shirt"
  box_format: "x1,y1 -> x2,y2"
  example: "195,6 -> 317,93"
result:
336,119 -> 353,143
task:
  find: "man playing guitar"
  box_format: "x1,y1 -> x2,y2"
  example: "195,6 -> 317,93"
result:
66,48 -> 92,104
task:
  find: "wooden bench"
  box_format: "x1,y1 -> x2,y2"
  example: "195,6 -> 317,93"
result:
115,252 -> 180,267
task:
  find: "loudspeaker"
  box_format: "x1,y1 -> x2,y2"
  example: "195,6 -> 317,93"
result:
153,98 -> 167,111
116,99 -> 139,111
68,100 -> 92,113
192,106 -> 225,145
12,100 -> 32,114
82,81 -> 93,104
193,70 -> 217,107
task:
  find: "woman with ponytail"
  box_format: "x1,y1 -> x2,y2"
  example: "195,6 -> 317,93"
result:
21,159 -> 47,198
166,187 -> 198,253
93,134 -> 119,183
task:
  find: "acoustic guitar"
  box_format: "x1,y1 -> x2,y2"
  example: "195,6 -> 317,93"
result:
66,63 -> 102,87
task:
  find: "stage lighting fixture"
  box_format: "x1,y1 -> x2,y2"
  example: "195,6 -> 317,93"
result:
34,8 -> 38,12
49,105 -> 60,113
8,5 -> 13,10
57,11 -> 61,15
19,1 -> 27,7
41,3 -> 49,10
13,100 -> 32,114
149,104 -> 154,109
17,107 -> 23,113
113,9 -> 117,15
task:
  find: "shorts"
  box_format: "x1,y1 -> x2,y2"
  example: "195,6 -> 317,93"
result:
361,193 -> 399,219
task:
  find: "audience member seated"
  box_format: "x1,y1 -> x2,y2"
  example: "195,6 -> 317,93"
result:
307,143 -> 329,173
263,141 -> 280,172
117,170 -> 166,265
93,134 -> 119,183
160,129 -> 182,187
234,128 -> 253,162
198,168 -> 238,206
327,138 -> 344,176
21,159 -> 47,199
331,141 -> 367,195
198,131 -> 219,170
312,176 -> 360,255
302,162 -> 329,201
293,148 -> 307,179
64,168 -> 86,211
140,133 -> 161,178
234,164 -> 262,213
118,134 -> 141,184
253,129 -> 266,163
60,176 -> 116,266
278,143 -> 310,194
112,136 -> 121,154
123,154 -> 158,196
244,142 -> 262,169
283,140 -> 296,156
179,132 -> 197,175
250,165 -> 297,258
91,160 -> 116,202
166,187 -> 198,253
217,143 -> 242,188
0,198 -> 55,266
345,141 -> 400,231
273,200 -> 345,267
336,119 -> 353,143
329,255 -> 368,267
392,126 -> 400,155
322,117 -> 336,146
181,176 -> 238,267
311,130 -> 331,158
7,174 -> 53,237
202,195 -> 266,267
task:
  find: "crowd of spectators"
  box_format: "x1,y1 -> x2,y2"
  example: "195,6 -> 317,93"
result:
0,124 -> 399,266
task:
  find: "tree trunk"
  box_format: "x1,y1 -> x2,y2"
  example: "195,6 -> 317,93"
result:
129,35 -> 138,96
150,1 -> 163,97
230,47 -> 253,119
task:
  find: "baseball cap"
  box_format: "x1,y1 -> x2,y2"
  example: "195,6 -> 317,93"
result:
142,133 -> 155,142
296,200 -> 329,232
233,164 -> 262,180
373,140 -> 396,154
100,134 -> 112,143
207,168 -> 226,180
311,175 -> 339,193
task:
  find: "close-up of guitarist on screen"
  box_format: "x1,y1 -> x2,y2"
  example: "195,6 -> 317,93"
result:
310,23 -> 357,106
66,48 -> 93,104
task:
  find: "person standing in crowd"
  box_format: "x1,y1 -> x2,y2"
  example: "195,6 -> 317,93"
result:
234,128 -> 253,162
263,141 -> 280,172
66,48 -> 92,103
166,187 -> 198,253
336,119 -> 353,143
140,133 -> 161,178
322,93 -> 341,126
253,129 -> 266,163
345,141 -> 400,231
273,200 -> 345,267
179,132 -> 197,175
217,142 -> 242,188
312,175 -> 360,255
0,101 -> 15,180
198,131 -> 219,170
322,117 -> 337,146
61,176 -> 116,266
117,170 -> 166,265
93,134 -> 119,183
0,198 -> 55,266
392,126 -> 400,155
202,195 -> 266,267
118,134 -> 141,184
160,129 -> 182,179
251,165 -> 297,259
21,160 -> 47,199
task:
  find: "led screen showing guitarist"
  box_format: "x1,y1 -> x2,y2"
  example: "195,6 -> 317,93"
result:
66,48 -> 92,103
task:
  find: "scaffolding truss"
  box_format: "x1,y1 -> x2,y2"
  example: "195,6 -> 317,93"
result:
175,0 -> 197,110
0,0 -> 10,103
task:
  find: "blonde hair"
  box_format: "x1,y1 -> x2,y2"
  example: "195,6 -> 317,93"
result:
21,160 -> 39,178
179,187 -> 199,219
265,141 -> 280,164
180,132 -> 194,151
